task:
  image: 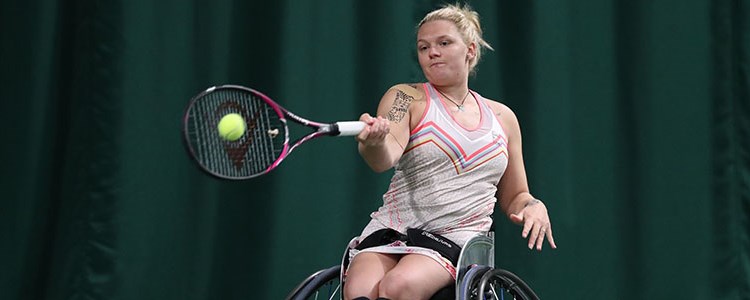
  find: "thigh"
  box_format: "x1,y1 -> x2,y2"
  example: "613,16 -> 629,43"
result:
380,254 -> 454,299
344,252 -> 399,299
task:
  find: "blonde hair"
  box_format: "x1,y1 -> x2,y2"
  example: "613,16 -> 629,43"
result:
418,3 -> 494,74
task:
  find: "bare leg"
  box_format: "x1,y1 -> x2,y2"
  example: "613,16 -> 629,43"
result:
343,252 -> 399,300
378,254 -> 453,300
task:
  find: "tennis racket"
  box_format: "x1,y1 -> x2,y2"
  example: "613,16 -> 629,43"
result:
182,84 -> 365,180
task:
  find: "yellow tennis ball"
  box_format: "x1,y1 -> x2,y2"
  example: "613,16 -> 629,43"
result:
217,113 -> 246,141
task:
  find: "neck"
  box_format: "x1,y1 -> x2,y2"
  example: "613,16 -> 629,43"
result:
431,83 -> 469,100
432,83 -> 472,112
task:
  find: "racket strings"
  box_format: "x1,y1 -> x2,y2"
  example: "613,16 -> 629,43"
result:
243,90 -> 280,173
187,88 -> 285,178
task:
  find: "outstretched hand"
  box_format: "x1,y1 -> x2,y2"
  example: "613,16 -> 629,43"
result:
510,200 -> 557,251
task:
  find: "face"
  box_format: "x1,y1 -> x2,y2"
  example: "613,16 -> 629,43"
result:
417,20 -> 476,85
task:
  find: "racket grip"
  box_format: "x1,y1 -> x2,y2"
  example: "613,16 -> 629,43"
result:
335,121 -> 365,136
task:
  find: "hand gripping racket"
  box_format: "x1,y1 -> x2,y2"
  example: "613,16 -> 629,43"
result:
182,85 -> 365,180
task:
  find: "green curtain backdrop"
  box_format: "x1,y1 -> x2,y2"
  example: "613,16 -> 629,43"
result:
1,0 -> 748,299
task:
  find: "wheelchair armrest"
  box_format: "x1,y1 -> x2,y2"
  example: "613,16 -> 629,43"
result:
455,233 -> 495,299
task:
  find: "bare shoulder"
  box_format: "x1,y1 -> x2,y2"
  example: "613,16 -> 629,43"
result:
379,83 -> 426,109
483,98 -> 520,132
387,83 -> 426,102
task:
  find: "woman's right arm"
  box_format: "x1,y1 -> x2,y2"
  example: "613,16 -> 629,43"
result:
356,84 -> 418,172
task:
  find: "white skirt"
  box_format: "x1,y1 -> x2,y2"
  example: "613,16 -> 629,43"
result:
346,240 -> 457,280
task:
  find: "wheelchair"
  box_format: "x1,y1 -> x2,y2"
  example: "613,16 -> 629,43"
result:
285,231 -> 540,300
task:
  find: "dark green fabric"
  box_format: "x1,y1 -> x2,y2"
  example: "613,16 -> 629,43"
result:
713,0 -> 750,298
1,0 -> 748,299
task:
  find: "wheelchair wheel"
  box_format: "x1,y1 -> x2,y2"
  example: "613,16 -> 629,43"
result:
475,268 -> 540,300
458,265 -> 492,299
285,266 -> 341,300
456,266 -> 540,300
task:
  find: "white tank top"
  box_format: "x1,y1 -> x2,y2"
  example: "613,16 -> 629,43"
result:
359,83 -> 509,246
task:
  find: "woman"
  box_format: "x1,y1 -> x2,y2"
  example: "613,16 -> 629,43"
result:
346,4 -> 556,300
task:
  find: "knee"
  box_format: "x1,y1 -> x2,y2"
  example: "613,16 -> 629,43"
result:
343,279 -> 377,300
378,271 -> 421,299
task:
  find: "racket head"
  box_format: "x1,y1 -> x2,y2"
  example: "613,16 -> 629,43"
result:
182,85 -> 290,180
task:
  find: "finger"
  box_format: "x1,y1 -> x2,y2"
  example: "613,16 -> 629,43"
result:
535,226 -> 546,251
379,119 -> 391,138
546,227 -> 557,249
510,212 -> 524,225
369,121 -> 386,139
519,215 -> 532,238
527,222 -> 541,249
366,115 -> 379,125
359,113 -> 373,123
355,127 -> 371,143
376,118 -> 388,135
377,116 -> 390,130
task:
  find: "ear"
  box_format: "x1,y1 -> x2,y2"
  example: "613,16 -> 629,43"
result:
466,42 -> 477,60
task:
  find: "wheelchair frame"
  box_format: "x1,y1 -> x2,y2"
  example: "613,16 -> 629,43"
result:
285,232 -> 539,300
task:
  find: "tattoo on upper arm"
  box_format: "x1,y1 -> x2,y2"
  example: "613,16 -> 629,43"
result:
386,90 -> 413,123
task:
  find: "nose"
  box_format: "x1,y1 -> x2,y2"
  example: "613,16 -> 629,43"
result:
428,46 -> 440,58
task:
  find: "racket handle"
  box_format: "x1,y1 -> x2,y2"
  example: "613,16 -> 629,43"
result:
334,121 -> 365,136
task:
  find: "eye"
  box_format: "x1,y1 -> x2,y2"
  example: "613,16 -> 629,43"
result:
418,45 -> 428,51
440,40 -> 451,46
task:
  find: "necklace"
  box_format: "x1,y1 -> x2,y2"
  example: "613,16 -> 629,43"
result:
437,89 -> 470,112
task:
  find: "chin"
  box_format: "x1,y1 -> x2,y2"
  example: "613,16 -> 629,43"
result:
425,75 -> 450,86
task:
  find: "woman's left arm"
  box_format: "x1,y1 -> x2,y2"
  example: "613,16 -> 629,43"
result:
492,102 -> 557,251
